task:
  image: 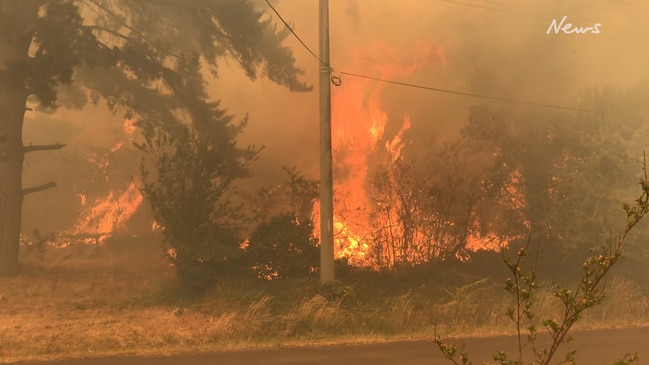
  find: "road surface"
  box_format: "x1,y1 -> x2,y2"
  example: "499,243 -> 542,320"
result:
14,326 -> 649,365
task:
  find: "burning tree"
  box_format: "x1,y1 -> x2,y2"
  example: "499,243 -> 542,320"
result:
460,92 -> 649,269
0,0 -> 309,276
325,42 -> 447,267
364,135 -> 507,268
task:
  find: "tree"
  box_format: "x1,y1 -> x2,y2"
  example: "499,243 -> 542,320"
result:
362,137 -> 500,268
460,88 -> 649,273
248,166 -> 320,225
434,160 -> 649,365
460,105 -> 565,255
0,0 -> 309,276
137,90 -> 255,292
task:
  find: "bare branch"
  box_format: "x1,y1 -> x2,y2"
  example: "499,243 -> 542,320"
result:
23,143 -> 66,153
22,181 -> 57,196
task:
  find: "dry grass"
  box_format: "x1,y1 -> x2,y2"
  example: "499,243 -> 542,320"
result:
1,236 -> 648,363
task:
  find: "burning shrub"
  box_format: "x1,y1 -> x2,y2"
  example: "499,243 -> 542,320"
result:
245,213 -> 319,280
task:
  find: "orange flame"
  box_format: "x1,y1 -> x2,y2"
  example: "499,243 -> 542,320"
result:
72,180 -> 143,240
318,42 -> 445,267
67,119 -> 143,243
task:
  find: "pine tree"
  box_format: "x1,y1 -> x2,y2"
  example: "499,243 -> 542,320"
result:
0,0 -> 310,275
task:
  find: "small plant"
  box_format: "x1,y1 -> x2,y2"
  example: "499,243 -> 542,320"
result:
434,159 -> 649,365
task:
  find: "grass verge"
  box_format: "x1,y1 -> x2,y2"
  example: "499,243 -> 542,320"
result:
1,235 -> 648,363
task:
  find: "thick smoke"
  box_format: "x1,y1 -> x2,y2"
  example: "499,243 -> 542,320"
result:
225,0 -> 649,177
20,0 -> 649,236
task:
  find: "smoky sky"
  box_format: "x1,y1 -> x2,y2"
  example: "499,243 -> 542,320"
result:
221,0 -> 649,173
21,0 -> 649,235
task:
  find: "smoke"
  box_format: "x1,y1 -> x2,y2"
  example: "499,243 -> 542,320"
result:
20,0 -> 649,236
229,0 -> 649,175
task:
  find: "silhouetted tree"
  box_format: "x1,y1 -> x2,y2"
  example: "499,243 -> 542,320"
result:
462,84 -> 649,269
0,0 -> 309,276
249,166 -> 319,225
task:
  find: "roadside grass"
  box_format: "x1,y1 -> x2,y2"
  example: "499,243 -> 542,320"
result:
1,236 -> 648,363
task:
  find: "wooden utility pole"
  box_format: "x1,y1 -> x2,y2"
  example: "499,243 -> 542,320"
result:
319,0 -> 335,283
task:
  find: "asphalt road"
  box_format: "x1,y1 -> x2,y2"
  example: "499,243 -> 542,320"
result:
15,326 -> 649,365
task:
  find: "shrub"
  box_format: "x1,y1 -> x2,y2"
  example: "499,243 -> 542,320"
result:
245,213 -> 319,280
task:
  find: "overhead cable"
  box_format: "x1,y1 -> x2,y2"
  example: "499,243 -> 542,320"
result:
264,1 -> 591,113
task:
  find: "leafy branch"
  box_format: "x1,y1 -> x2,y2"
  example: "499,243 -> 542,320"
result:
502,232 -> 538,363
434,155 -> 649,365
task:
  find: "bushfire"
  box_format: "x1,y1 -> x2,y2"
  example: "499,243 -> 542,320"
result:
67,119 -> 144,244
38,44 -> 511,268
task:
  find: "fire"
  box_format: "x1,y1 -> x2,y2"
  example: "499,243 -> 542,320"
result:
72,180 -> 143,239
66,119 -> 144,243
385,115 -> 411,163
320,42 -> 445,267
316,41 -> 516,268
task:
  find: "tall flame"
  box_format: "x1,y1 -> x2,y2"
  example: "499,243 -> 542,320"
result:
320,42 -> 445,267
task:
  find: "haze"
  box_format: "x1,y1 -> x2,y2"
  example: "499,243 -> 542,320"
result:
19,0 -> 649,237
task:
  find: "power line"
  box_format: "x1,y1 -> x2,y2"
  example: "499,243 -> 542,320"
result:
264,0 -> 329,68
264,1 -> 591,113
337,71 -> 590,112
437,0 -> 530,16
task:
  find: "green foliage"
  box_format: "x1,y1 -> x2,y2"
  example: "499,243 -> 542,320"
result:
135,58 -> 259,294
245,213 -> 319,280
119,0 -> 311,92
612,354 -> 640,365
433,332 -> 472,365
503,240 -> 539,360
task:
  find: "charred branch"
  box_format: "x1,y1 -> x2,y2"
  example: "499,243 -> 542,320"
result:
23,143 -> 66,153
22,181 -> 57,196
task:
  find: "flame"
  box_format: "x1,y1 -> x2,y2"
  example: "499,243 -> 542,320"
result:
65,119 -> 144,244
316,41 -> 516,268
314,42 -> 445,267
72,180 -> 143,240
123,118 -> 136,134
385,115 -> 411,162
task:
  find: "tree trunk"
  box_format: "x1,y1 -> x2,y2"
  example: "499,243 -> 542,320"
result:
0,2 -> 40,276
